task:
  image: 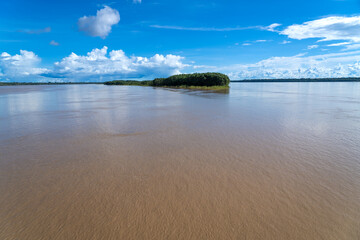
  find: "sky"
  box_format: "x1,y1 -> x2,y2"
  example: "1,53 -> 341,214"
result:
1,0 -> 360,82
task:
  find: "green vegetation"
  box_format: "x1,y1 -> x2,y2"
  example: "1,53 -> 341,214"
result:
152,73 -> 230,87
103,80 -> 153,86
104,73 -> 230,90
231,77 -> 360,82
166,85 -> 230,90
2,76 -> 360,86
4,76 -> 360,87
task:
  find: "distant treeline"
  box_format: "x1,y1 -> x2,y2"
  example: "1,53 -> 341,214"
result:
232,77 -> 360,82
0,82 -> 103,86
153,73 -> 230,86
3,76 -> 359,86
105,73 -> 230,87
104,80 -> 153,86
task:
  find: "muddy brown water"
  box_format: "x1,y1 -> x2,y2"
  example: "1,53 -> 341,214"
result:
1,83 -> 360,239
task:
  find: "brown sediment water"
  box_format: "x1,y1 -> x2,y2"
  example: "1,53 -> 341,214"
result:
0,83 -> 360,239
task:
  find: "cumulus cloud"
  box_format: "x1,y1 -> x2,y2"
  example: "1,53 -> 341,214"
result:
133,0 -> 142,3
0,47 -> 187,82
2,46 -> 360,82
50,46 -> 187,81
0,50 -> 49,81
216,51 -> 360,79
78,6 -> 120,39
280,16 -> 360,43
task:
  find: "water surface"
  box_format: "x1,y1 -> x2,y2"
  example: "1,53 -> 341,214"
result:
1,83 -> 360,239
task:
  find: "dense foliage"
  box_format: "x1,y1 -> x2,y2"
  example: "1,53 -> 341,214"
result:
152,73 -> 230,87
104,80 -> 153,86
3,76 -> 360,87
232,77 -> 360,82
104,73 -> 230,87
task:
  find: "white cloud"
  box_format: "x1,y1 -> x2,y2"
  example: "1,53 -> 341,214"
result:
241,40 -> 269,46
0,50 -> 49,81
263,23 -> 281,32
19,27 -> 51,34
217,50 -> 360,79
307,45 -> 319,49
43,46 -> 186,81
78,6 -> 120,39
150,25 -> 260,31
191,50 -> 360,79
343,44 -> 360,50
3,48 -> 360,81
0,47 -> 187,82
254,40 -> 267,43
280,40 -> 291,44
280,16 -> 360,43
327,42 -> 351,47
50,40 -> 60,46
150,23 -> 283,32
50,46 -> 187,81
2,47 -> 360,82
133,0 -> 141,3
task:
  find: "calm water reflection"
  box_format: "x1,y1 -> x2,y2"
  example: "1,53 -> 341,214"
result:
1,83 -> 360,239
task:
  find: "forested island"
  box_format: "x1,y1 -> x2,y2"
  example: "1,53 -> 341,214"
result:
104,73 -> 231,90
1,76 -> 360,86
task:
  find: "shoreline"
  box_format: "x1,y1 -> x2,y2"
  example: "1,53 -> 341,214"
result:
1,78 -> 360,86
0,82 -> 229,90
231,77 -> 360,83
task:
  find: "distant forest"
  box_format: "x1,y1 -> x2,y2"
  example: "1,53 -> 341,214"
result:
105,73 -> 230,88
0,82 -> 103,86
231,77 -> 360,82
1,76 -> 360,86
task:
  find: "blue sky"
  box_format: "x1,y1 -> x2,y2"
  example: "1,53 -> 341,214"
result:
1,0 -> 360,81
